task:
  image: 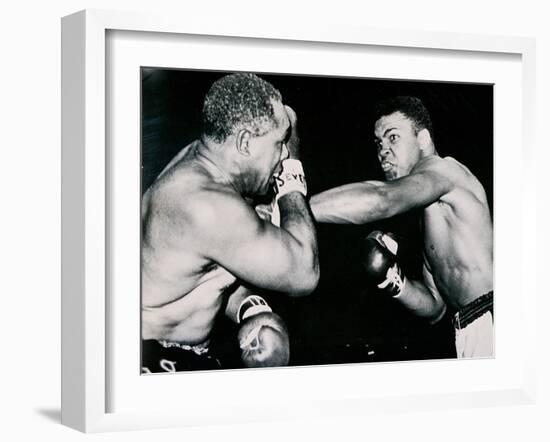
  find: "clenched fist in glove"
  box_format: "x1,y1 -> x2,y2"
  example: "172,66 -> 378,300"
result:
237,295 -> 290,368
361,230 -> 407,298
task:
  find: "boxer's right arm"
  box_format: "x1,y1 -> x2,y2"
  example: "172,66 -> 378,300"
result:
395,276 -> 447,323
361,231 -> 404,297
362,231 -> 446,322
225,285 -> 291,367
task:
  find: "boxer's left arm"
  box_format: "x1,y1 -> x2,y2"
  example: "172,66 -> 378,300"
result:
310,156 -> 455,224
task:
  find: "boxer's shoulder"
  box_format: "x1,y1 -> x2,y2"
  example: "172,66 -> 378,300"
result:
166,186 -> 259,243
438,156 -> 487,201
411,156 -> 472,192
413,155 -> 460,175
417,157 -> 488,213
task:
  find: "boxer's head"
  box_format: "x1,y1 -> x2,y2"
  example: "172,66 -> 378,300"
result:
202,73 -> 283,143
202,73 -> 289,195
373,96 -> 435,180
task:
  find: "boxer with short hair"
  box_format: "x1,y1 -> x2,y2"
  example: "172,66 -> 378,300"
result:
310,96 -> 493,359
141,73 -> 319,372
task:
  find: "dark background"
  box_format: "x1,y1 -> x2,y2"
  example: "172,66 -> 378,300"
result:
141,68 -> 493,368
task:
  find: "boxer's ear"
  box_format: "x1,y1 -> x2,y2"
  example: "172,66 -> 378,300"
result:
417,128 -> 432,151
236,129 -> 251,156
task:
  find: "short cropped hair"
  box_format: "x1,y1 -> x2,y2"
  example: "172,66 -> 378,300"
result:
373,96 -> 433,137
202,73 -> 283,143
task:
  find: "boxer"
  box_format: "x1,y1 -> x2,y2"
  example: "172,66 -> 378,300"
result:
310,96 -> 493,358
141,73 -> 319,372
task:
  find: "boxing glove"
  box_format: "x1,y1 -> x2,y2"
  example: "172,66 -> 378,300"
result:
361,231 -> 406,297
237,295 -> 290,368
284,104 -> 300,159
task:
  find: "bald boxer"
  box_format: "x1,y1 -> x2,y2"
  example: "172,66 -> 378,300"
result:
141,73 -> 319,372
310,96 -> 493,359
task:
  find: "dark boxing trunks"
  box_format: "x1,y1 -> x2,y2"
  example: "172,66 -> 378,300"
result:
141,339 -> 221,373
452,291 -> 493,330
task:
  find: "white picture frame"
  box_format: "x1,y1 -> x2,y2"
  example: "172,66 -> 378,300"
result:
61,9 -> 537,433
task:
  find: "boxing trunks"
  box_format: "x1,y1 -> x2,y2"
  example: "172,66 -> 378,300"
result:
141,339 -> 221,373
453,291 -> 494,359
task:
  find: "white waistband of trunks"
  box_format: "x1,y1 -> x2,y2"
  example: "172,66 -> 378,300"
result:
158,339 -> 210,355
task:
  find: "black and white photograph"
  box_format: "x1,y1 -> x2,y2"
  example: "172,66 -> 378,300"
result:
3,0 -> 544,438
140,69 -> 494,373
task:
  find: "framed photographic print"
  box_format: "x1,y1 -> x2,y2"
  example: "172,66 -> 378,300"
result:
62,9 -> 536,433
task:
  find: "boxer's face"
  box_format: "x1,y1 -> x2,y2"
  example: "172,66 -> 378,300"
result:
374,111 -> 422,180
248,100 -> 290,195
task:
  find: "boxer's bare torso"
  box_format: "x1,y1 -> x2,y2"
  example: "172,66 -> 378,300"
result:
141,141 -> 238,345
309,107 -> 493,328
141,120 -> 315,345
417,156 -> 493,309
310,156 -> 493,312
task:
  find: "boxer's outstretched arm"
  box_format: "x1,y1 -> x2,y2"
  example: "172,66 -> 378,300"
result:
310,180 -> 387,224
310,157 -> 455,224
